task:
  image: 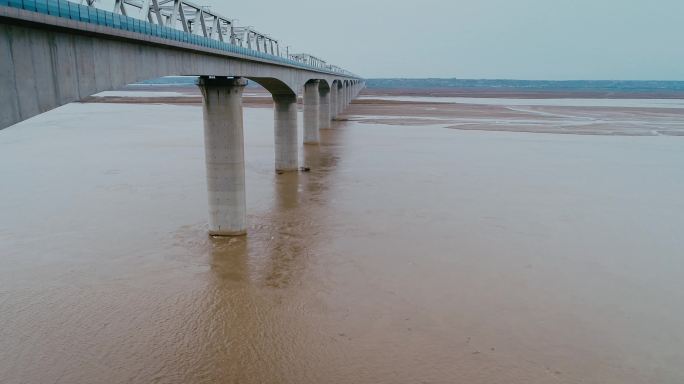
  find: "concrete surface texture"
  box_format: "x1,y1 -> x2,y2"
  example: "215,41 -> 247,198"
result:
303,80 -> 321,144
0,5 -> 364,236
0,6 -> 363,130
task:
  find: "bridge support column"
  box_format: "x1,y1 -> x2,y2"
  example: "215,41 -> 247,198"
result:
319,85 -> 331,129
337,86 -> 345,116
345,85 -> 350,109
330,84 -> 338,120
345,85 -> 350,107
197,76 -> 248,236
343,85 -> 348,110
303,80 -> 320,144
273,94 -> 299,171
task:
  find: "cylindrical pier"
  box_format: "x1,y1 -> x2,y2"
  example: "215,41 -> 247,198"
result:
337,85 -> 345,116
319,85 -> 331,129
197,76 -> 248,236
330,83 -> 338,119
303,80 -> 320,144
273,93 -> 299,171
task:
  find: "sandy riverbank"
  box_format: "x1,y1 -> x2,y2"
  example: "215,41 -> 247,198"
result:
84,86 -> 684,136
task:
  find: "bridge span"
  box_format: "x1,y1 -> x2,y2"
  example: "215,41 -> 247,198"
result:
1,0 -> 364,235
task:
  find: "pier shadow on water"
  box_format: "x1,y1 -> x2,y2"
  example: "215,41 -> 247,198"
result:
190,124 -> 349,382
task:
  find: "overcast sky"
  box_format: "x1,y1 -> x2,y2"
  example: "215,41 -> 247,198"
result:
113,0 -> 684,80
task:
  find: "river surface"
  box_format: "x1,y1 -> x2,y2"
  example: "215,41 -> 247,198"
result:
358,95 -> 684,108
1,98 -> 684,383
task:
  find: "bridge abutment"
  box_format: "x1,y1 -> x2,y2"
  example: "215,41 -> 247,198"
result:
273,94 -> 299,171
303,80 -> 320,144
197,76 -> 248,236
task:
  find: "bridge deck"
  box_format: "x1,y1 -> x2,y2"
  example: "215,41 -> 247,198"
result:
0,0 -> 355,77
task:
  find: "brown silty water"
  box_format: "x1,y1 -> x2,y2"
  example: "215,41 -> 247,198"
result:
1,89 -> 683,383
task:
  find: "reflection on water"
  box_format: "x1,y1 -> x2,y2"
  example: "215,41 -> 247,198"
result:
186,137 -> 347,383
1,101 -> 684,383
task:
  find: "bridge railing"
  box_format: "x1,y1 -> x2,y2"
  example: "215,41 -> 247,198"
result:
0,0 -> 359,78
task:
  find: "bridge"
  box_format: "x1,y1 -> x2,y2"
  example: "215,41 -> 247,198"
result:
0,0 -> 364,236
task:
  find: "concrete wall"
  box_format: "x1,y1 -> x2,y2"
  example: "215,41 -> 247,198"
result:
0,7 -> 361,129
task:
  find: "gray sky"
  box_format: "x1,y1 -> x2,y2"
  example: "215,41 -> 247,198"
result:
201,0 -> 683,80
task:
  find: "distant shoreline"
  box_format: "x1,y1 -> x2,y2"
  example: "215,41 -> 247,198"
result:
362,87 -> 684,99
89,84 -> 684,102
133,77 -> 684,99
80,85 -> 684,137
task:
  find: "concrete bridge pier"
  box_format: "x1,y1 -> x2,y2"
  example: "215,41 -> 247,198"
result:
344,84 -> 349,108
345,83 -> 350,108
319,84 -> 331,129
303,80 -> 320,144
340,85 -> 346,111
338,85 -> 346,115
344,84 -> 351,109
330,83 -> 338,120
273,94 -> 299,171
335,85 -> 341,115
197,76 -> 248,236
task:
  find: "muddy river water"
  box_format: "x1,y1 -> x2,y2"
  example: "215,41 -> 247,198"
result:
1,95 -> 683,383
